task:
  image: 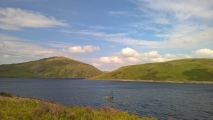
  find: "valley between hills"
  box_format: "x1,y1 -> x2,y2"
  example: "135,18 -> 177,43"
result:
0,56 -> 213,83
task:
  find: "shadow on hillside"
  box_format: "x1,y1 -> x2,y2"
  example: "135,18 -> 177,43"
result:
183,69 -> 213,81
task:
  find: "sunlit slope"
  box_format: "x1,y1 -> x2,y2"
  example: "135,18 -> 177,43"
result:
0,56 -> 103,78
93,59 -> 213,82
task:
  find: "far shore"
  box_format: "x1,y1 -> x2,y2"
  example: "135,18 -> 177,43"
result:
88,79 -> 213,84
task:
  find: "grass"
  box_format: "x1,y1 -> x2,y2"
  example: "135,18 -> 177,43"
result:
0,93 -> 157,120
92,58 -> 213,82
0,92 -> 13,97
0,56 -> 103,78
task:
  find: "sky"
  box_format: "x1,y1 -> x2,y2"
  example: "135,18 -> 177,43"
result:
0,0 -> 213,71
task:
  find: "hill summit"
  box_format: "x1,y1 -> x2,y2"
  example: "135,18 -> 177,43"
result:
93,58 -> 213,82
0,56 -> 103,78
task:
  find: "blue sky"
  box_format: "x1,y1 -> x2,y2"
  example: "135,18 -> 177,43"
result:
0,0 -> 213,71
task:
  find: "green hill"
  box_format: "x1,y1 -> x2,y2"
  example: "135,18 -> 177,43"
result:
0,56 -> 103,78
93,59 -> 213,82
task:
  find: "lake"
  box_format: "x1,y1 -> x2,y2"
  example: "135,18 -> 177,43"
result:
0,78 -> 212,120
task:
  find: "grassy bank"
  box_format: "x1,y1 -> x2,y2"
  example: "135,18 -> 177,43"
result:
0,92 -> 157,120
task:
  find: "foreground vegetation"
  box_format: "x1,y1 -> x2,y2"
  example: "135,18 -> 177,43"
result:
0,92 -> 157,120
93,58 -> 213,82
0,56 -> 103,78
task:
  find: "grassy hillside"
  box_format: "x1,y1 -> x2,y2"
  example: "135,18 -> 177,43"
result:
0,56 -> 103,78
0,92 -> 157,120
93,59 -> 213,82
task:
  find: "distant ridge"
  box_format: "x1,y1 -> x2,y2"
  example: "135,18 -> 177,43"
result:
92,58 -> 213,82
0,56 -> 103,78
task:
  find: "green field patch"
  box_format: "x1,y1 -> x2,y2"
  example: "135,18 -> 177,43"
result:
183,69 -> 213,81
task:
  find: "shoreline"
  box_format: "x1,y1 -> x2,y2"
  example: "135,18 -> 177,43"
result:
0,92 -> 156,120
89,79 -> 213,84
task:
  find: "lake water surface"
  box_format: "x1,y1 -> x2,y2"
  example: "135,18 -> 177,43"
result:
0,78 -> 212,120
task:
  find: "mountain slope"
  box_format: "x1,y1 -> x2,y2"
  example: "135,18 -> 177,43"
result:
93,59 -> 213,82
0,56 -> 103,78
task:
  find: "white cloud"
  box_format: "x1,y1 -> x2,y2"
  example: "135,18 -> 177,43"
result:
126,57 -> 139,63
93,48 -> 164,70
93,55 -> 132,70
130,22 -> 160,32
61,30 -> 128,38
59,1 -> 212,51
107,37 -> 160,47
165,28 -> 213,49
99,56 -> 123,64
0,7 -> 68,30
145,51 -> 160,58
193,48 -> 213,58
164,54 -> 191,61
133,0 -> 213,20
61,30 -> 162,47
61,28 -> 212,49
62,28 -> 211,49
92,62 -> 102,67
156,23 -> 205,39
0,34 -> 21,41
68,45 -> 100,54
127,0 -> 213,50
149,57 -> 165,62
121,47 -> 139,57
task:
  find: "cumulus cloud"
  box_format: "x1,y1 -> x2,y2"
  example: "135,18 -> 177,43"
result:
93,48 -> 163,70
193,48 -> 213,58
164,54 -> 191,61
98,56 -> 123,64
145,51 -> 160,58
0,7 -> 68,30
68,45 -> 100,54
93,56 -> 123,70
121,47 -> 139,57
126,57 -> 139,63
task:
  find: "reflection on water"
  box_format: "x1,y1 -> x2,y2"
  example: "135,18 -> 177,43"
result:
0,78 -> 213,120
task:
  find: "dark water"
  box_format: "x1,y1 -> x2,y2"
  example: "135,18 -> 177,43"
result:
0,78 -> 213,120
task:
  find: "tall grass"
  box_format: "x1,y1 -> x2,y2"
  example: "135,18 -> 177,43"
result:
0,93 -> 157,120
